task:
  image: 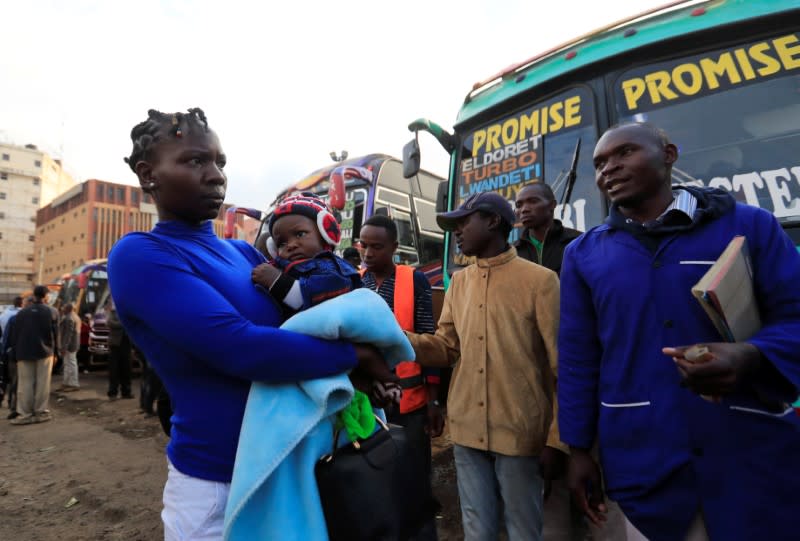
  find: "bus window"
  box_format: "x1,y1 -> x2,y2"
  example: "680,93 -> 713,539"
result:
83,270 -> 108,316
374,160 -> 445,269
394,210 -> 419,263
454,86 -> 600,268
458,86 -> 601,220
614,35 -> 800,224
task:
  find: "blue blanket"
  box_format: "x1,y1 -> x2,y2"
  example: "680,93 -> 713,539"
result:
223,288 -> 414,540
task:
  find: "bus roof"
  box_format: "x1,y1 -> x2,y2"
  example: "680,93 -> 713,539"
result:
270,153 -> 445,207
458,0 -> 799,125
278,153 -> 392,198
66,259 -> 108,277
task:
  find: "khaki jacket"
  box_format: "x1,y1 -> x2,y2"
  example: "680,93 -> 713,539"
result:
407,246 -> 565,456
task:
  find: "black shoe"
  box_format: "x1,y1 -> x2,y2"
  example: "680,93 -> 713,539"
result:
7,411 -> 19,420
121,393 -> 135,399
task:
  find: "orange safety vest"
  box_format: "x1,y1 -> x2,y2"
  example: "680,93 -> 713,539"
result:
393,265 -> 428,414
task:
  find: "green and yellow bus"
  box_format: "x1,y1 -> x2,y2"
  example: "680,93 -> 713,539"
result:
405,0 -> 800,286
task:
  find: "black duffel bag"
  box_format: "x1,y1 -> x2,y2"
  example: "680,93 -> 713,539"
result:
315,415 -> 437,541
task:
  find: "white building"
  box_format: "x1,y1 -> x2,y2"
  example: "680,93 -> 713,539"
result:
0,142 -> 76,303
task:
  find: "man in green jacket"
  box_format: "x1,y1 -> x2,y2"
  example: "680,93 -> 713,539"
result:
514,183 -> 581,275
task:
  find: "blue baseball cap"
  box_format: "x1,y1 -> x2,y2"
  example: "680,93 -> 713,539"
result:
436,192 -> 516,232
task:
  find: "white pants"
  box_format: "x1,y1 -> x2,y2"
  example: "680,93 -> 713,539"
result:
62,351 -> 79,387
625,513 -> 709,541
162,459 -> 230,541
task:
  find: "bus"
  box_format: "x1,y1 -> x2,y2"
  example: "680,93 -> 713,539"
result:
56,259 -> 109,365
404,0 -> 800,286
227,153 -> 447,289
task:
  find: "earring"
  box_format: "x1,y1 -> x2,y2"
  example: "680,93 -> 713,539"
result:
172,115 -> 182,137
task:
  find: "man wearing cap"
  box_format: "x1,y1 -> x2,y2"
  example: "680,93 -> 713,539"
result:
405,191 -> 565,541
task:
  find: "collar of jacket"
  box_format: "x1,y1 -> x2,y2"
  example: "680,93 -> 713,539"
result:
476,245 -> 517,268
604,185 -> 736,235
518,219 -> 567,246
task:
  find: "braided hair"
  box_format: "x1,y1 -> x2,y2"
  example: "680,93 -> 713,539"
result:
124,108 -> 210,175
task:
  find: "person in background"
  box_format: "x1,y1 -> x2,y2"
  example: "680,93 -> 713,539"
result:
406,192 -> 565,541
0,297 -> 22,341
559,122 -> 800,541
514,182 -> 581,275
342,246 -> 362,271
57,303 -> 81,391
2,296 -> 29,420
106,297 -> 134,400
110,108 -> 387,539
9,286 -> 58,425
360,214 -> 442,541
0,298 -> 22,406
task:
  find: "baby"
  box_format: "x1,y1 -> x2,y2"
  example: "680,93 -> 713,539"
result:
252,193 -> 399,405
252,192 -> 361,314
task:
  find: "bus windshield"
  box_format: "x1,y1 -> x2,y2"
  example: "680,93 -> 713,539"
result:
57,264 -> 108,317
453,86 -> 600,267
614,34 -> 800,224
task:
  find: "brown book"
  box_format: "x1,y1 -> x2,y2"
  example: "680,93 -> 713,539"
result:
691,236 -> 761,342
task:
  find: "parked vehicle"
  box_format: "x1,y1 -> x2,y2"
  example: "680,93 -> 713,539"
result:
404,0 -> 800,286
87,286 -> 111,362
54,260 -> 108,368
225,153 -> 448,316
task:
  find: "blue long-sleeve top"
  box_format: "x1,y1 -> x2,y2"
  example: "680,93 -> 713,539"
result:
108,220 -> 357,482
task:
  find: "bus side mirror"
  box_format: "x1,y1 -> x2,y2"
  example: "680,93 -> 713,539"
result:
402,137 -> 421,179
436,180 -> 449,213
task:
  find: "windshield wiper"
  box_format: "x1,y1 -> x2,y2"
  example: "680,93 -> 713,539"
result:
559,138 -> 581,207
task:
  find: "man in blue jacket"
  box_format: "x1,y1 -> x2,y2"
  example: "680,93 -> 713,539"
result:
559,122 -> 800,541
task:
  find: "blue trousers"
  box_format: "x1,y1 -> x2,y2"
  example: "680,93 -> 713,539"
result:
453,444 -> 544,541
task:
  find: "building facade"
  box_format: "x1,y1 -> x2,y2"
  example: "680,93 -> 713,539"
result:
34,179 -> 241,284
0,142 -> 76,303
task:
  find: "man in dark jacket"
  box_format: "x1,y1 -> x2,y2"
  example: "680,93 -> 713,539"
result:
514,183 -> 581,275
9,286 -> 58,425
106,298 -> 133,399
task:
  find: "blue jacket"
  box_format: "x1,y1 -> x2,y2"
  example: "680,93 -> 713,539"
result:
108,220 -> 357,482
559,187 -> 800,541
273,251 -> 362,311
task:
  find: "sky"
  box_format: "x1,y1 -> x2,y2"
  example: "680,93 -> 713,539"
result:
1,0 -> 671,210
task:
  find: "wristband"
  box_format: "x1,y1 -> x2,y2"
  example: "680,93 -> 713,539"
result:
269,273 -> 296,301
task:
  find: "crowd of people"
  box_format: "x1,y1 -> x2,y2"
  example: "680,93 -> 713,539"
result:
2,108 -> 799,541
0,286 -> 172,424
0,287 -> 66,424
